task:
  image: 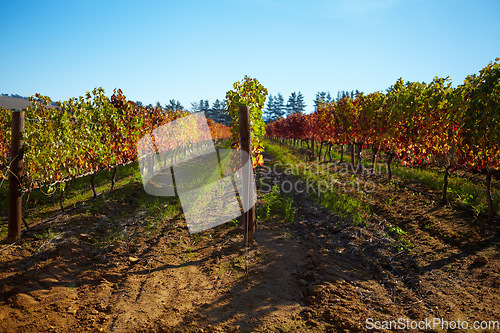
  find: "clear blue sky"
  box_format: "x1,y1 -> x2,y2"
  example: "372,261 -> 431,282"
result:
1,0 -> 499,113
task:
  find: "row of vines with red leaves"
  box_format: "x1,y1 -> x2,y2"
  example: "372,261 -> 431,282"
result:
266,59 -> 499,220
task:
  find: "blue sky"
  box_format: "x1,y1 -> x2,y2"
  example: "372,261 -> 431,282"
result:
1,0 -> 499,113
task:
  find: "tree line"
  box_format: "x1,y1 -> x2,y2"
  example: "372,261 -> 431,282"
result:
6,90 -> 368,127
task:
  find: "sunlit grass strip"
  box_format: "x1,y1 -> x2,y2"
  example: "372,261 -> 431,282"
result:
0,162 -> 141,238
264,141 -> 369,225
391,165 -> 500,215
286,141 -> 499,217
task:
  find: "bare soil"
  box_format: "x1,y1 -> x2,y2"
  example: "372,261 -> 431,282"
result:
0,149 -> 499,332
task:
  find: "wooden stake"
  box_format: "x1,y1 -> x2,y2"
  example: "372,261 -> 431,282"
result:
239,105 -> 255,245
7,110 -> 24,243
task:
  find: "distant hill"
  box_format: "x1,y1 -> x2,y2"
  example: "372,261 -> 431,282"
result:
0,95 -> 56,110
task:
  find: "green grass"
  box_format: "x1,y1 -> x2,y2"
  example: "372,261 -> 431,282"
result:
277,140 -> 499,217
0,162 -> 141,219
34,227 -> 55,241
264,141 -> 369,225
332,144 -> 499,216
214,139 -> 232,150
264,140 -> 303,167
259,184 -> 295,223
314,142 -> 347,162
391,164 -> 499,216
141,196 -> 181,239
0,161 -> 185,241
386,223 -> 407,236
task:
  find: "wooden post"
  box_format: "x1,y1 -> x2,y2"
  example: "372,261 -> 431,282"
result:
90,172 -> 97,197
486,169 -> 494,221
110,166 -> 117,190
7,110 -> 24,243
239,105 -> 255,245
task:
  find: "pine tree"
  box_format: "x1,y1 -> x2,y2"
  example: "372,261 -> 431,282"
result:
165,99 -> 184,111
190,101 -> 199,112
314,91 -> 327,110
274,93 -> 285,119
326,92 -> 332,103
200,99 -> 211,117
211,99 -> 226,123
296,92 -> 306,113
286,92 -> 297,116
265,94 -> 275,123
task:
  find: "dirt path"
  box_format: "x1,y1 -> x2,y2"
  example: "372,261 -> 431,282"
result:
0,149 -> 499,332
0,162 -> 312,332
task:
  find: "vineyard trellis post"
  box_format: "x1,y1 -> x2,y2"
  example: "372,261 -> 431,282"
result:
239,105 -> 256,245
7,110 -> 24,243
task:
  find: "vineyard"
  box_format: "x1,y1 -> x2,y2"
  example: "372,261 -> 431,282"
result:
0,88 -> 231,192
0,65 -> 499,332
266,58 -> 500,220
0,88 -> 232,243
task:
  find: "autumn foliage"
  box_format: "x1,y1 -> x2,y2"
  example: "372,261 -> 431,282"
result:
0,88 -> 231,191
266,59 -> 500,219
